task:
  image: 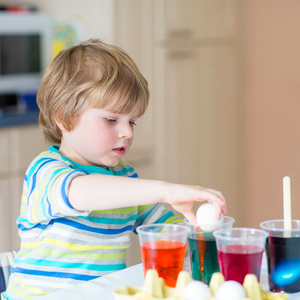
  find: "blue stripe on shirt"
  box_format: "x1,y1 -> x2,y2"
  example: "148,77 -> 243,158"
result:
79,214 -> 137,224
14,259 -> 126,272
28,159 -> 57,198
129,173 -> 138,178
61,170 -> 88,209
55,218 -> 133,234
156,210 -> 175,223
11,267 -> 99,281
18,222 -> 49,231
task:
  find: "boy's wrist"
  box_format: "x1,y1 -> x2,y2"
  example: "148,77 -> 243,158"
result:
160,181 -> 177,205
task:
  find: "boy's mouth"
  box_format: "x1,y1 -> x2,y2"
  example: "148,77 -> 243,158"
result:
114,147 -> 125,151
112,146 -> 126,155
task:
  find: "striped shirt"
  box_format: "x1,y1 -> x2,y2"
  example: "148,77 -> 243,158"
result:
3,146 -> 181,300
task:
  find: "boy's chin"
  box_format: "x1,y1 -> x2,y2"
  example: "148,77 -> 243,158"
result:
106,159 -> 122,168
109,161 -> 122,167
93,159 -> 121,169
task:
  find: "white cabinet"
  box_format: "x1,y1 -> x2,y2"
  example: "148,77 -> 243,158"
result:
154,46 -> 239,208
154,0 -> 238,41
9,175 -> 24,250
0,130 -> 10,174
0,125 -> 48,251
0,131 -> 13,252
153,0 -> 241,220
10,126 -> 48,172
0,178 -> 10,252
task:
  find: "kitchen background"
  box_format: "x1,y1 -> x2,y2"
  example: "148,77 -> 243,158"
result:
0,0 -> 300,267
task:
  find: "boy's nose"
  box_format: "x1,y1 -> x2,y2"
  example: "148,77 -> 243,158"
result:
118,123 -> 133,139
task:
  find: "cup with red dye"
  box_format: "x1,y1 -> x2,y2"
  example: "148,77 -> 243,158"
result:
213,228 -> 268,284
136,223 -> 190,287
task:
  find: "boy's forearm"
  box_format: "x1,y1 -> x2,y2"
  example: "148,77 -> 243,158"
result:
68,174 -> 170,211
68,173 -> 227,224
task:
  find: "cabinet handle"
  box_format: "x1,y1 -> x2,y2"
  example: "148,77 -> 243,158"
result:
167,29 -> 193,39
167,51 -> 195,60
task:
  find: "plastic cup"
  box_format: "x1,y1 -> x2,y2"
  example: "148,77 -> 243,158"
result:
136,223 -> 190,287
184,216 -> 235,284
213,228 -> 268,284
260,219 -> 300,293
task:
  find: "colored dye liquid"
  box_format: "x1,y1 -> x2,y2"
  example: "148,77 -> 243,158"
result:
188,234 -> 218,284
141,240 -> 186,287
266,236 -> 300,293
218,244 -> 263,284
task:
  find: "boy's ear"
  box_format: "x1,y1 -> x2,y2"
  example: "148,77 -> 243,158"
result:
55,115 -> 67,132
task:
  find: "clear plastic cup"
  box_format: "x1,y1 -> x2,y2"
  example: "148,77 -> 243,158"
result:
184,216 -> 235,284
213,227 -> 268,284
136,223 -> 190,287
260,219 -> 300,293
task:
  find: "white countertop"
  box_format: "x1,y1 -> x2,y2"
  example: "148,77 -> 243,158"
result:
36,263 -> 145,300
36,254 -> 300,300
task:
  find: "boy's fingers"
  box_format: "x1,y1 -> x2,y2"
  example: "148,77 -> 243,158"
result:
206,188 -> 226,204
212,202 -> 222,220
183,211 -> 197,224
196,189 -> 225,207
202,188 -> 227,215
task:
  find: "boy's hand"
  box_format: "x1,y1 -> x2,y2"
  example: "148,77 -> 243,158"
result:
165,184 -> 227,224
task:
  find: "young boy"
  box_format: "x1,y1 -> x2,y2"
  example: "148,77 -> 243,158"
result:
3,39 -> 226,299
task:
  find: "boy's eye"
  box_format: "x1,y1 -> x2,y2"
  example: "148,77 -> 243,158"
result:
130,121 -> 137,126
105,118 -> 117,124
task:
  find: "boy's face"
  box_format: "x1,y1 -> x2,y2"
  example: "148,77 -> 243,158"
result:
58,108 -> 138,168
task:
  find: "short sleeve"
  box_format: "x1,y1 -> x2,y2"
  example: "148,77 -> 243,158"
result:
18,154 -> 89,230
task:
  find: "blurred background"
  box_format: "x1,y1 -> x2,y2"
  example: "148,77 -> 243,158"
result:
0,0 -> 300,266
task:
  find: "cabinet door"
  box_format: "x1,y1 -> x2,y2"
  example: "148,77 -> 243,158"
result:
10,175 -> 23,250
154,0 -> 238,41
0,130 -> 10,175
0,178 -> 11,252
10,125 -> 48,173
154,46 -> 239,213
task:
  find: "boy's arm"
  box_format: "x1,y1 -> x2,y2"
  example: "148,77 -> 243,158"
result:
68,174 -> 226,224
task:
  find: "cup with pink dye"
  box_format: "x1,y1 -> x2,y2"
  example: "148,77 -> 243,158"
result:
213,228 -> 268,284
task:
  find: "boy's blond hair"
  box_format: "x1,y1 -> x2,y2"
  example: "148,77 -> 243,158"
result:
37,39 -> 149,144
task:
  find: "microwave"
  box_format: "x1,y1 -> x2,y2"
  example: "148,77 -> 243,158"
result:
0,12 -> 52,111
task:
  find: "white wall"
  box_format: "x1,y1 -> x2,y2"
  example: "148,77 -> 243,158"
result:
243,1 -> 300,227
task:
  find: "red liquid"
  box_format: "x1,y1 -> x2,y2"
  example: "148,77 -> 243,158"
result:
218,244 -> 263,284
141,240 -> 186,287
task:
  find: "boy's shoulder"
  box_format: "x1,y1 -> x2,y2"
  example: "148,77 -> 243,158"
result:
27,147 -> 74,172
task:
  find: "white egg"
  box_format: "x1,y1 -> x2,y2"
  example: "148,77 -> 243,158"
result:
215,281 -> 247,300
196,203 -> 224,232
182,281 -> 212,300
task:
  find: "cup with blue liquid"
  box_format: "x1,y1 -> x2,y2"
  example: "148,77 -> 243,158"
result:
260,219 -> 300,293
